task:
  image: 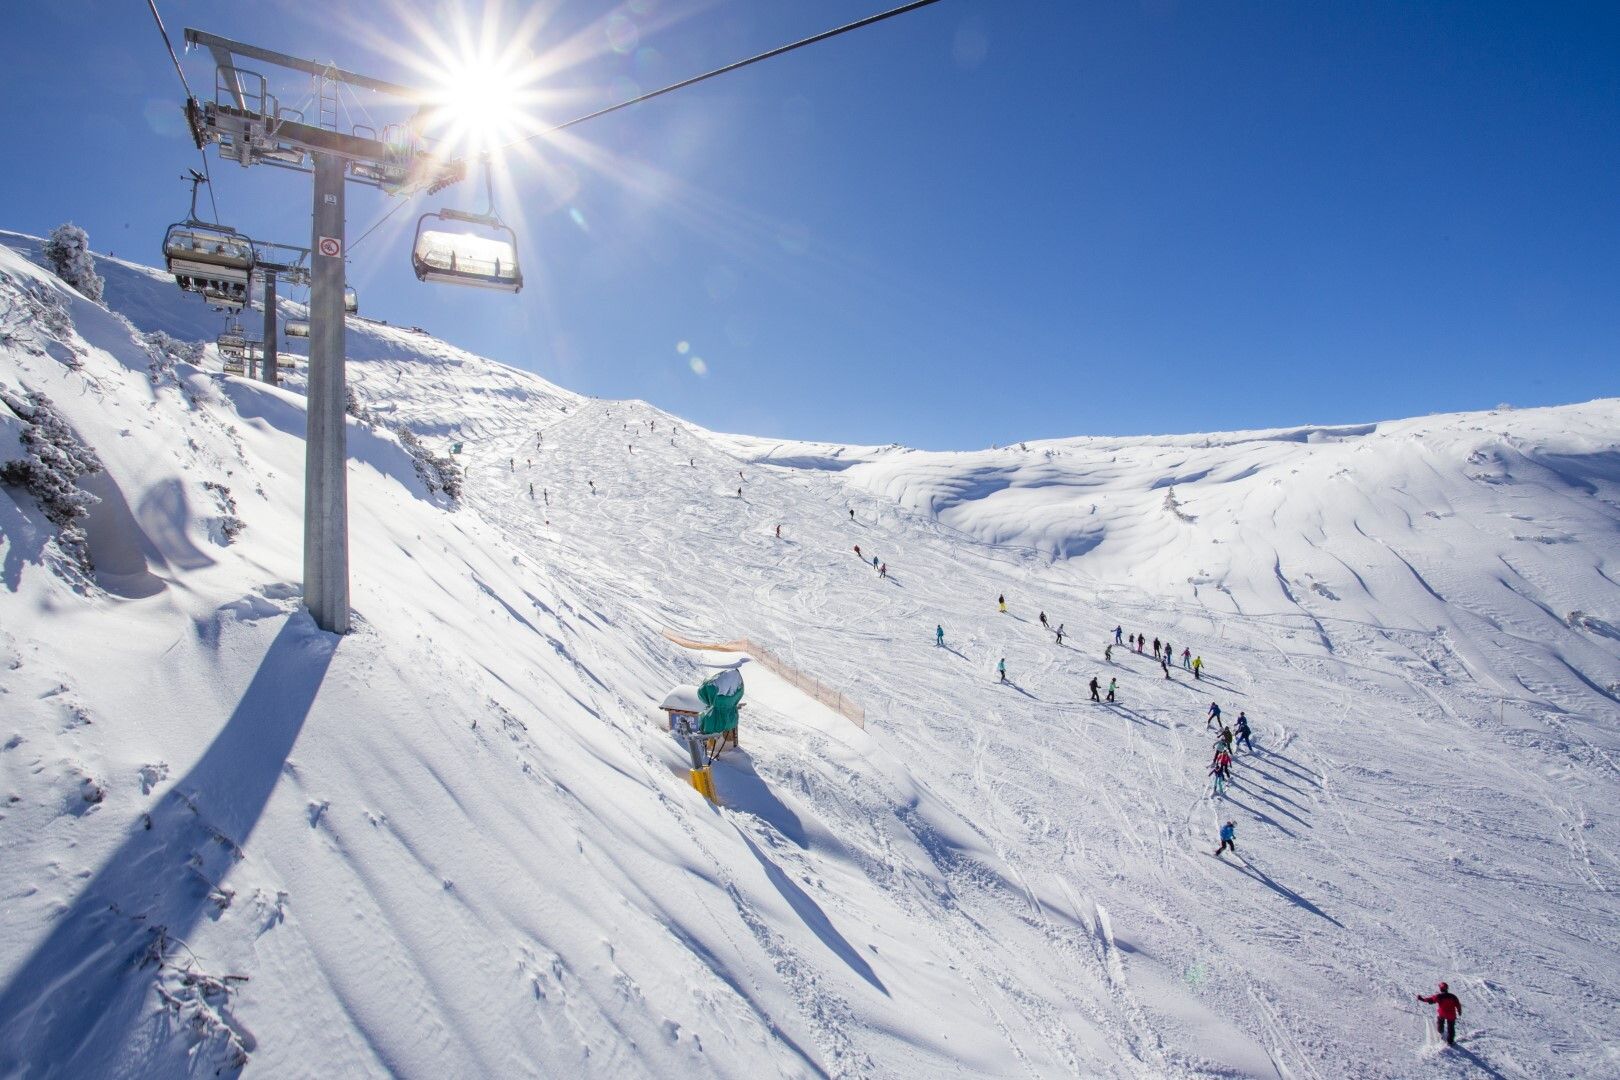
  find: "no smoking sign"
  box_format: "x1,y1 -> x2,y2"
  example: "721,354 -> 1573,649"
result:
318,236 -> 342,258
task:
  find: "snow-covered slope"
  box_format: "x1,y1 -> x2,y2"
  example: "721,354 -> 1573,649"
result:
2,233 -> 1617,1079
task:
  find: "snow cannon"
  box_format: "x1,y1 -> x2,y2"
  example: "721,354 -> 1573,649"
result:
698,667 -> 744,739
671,668 -> 744,804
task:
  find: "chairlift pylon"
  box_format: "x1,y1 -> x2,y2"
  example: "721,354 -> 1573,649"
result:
164,170 -> 256,310
411,158 -> 522,293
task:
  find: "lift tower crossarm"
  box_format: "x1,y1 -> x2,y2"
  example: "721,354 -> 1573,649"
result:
184,29 -> 427,102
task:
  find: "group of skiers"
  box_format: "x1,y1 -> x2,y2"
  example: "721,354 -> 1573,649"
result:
851,544 -> 887,578
1108,626 -> 1203,679
1205,702 -> 1255,794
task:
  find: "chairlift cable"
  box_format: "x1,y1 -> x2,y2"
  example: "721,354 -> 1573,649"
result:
149,0 -> 226,224
144,0 -> 195,101
350,192 -> 418,254
495,0 -> 948,151
197,151 -> 221,223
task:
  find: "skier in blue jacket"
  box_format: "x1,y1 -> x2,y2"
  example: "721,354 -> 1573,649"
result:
935,625 -> 945,647
1214,821 -> 1237,856
1114,626 -> 1124,645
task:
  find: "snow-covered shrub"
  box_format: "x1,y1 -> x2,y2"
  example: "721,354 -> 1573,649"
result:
0,385 -> 103,571
42,223 -> 104,303
201,480 -> 246,543
141,330 -> 204,384
395,424 -> 463,502
0,272 -> 81,365
344,386 -> 382,428
347,386 -> 461,502
1163,486 -> 1196,523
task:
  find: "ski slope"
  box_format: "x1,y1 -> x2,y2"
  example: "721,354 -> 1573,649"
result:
1,231 -> 1617,1078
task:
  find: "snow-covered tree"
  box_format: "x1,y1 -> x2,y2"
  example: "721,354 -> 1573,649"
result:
41,223 -> 105,303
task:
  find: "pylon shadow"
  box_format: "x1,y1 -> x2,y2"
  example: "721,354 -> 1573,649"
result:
0,614 -> 337,1075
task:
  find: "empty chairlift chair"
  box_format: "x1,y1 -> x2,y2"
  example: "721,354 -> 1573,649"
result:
344,287 -> 359,315
164,223 -> 255,310
411,209 -> 523,292
285,319 -> 310,338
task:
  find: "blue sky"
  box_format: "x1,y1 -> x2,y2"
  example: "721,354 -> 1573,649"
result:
1,1 -> 1616,448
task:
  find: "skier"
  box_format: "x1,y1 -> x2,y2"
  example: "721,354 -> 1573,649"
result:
1214,821 -> 1237,856
1163,640 -> 1172,665
997,658 -> 1007,684
588,479 -> 596,493
1136,635 -> 1144,654
1161,658 -> 1171,679
854,545 -> 862,559
1208,760 -> 1227,796
1039,612 -> 1049,629
1234,713 -> 1252,751
1182,647 -> 1192,670
1212,748 -> 1232,778
1153,637 -> 1161,660
528,482 -> 534,498
1089,676 -> 1101,702
775,524 -> 782,539
879,562 -> 887,579
1417,983 -> 1462,1046
872,555 -> 879,569
1114,626 -> 1124,645
1216,726 -> 1234,753
849,508 -> 855,521
543,488 -> 549,505
1192,655 -> 1204,680
737,486 -> 742,498
1206,702 -> 1222,729
509,458 -> 515,471
998,594 -> 1008,613
1055,624 -> 1065,646
1105,644 -> 1114,662
1106,677 -> 1117,703
936,625 -> 945,648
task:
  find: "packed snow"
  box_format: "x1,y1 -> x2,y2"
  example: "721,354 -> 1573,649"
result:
1,230 -> 1617,1078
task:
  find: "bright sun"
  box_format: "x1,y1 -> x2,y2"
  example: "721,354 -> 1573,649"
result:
431,60 -> 528,157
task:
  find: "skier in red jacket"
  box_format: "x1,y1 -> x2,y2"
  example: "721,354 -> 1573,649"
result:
1417,982 -> 1462,1045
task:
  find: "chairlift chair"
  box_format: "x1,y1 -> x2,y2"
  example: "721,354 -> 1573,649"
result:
165,223 -> 255,306
344,287 -> 359,315
411,210 -> 523,292
164,172 -> 256,309
217,327 -> 247,359
410,160 -> 522,293
285,319 -> 310,338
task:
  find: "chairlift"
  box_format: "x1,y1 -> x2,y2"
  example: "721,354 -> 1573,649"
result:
164,171 -> 255,309
344,286 -> 359,315
217,325 -> 248,359
411,159 -> 522,293
286,319 -> 310,338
